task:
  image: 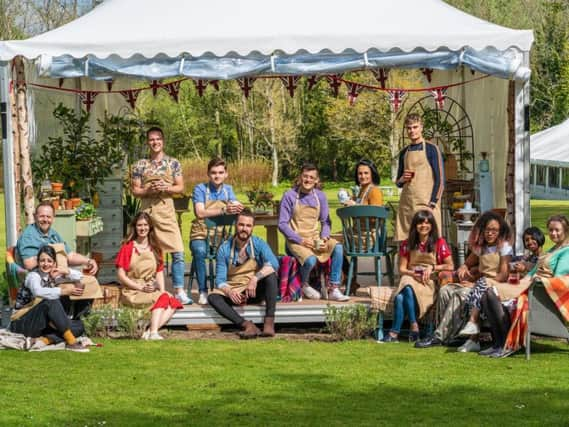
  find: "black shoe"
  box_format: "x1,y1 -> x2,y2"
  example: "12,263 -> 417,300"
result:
381,334 -> 399,343
409,331 -> 420,343
414,336 -> 442,348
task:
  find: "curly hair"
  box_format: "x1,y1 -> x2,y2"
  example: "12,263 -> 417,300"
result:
468,210 -> 511,253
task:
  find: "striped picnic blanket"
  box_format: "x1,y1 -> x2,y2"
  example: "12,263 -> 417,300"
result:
278,256 -> 331,302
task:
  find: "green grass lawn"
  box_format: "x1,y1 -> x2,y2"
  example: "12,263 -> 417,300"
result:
1,338 -> 568,426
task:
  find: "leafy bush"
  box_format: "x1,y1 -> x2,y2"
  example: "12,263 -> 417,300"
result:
324,304 -> 376,340
83,305 -> 150,339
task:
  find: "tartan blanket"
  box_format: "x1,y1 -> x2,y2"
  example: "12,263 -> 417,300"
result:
278,256 -> 331,303
369,286 -> 396,314
505,275 -> 569,351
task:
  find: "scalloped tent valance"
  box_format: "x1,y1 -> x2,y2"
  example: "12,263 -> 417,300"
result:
0,0 -> 533,80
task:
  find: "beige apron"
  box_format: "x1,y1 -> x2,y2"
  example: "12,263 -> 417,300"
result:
140,160 -> 184,253
394,249 -> 437,318
190,185 -> 229,241
395,141 -> 442,241
50,243 -> 102,300
286,190 -> 337,265
120,248 -> 162,307
211,239 -> 258,296
489,250 -> 557,301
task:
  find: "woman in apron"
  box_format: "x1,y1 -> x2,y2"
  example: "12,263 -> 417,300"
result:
342,159 -> 384,207
454,211 -> 513,353
10,245 -> 89,352
501,215 -> 569,357
116,212 -> 183,340
278,163 -> 349,302
382,210 -> 454,342
395,114 -> 444,242
190,158 -> 243,305
131,127 -> 188,304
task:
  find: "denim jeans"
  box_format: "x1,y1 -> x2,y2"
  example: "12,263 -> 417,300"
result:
190,239 -> 208,292
170,251 -> 185,289
300,243 -> 343,286
391,285 -> 417,334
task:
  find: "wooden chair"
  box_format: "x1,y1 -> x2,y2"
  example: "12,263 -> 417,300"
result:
336,205 -> 394,295
525,280 -> 569,360
189,214 -> 236,291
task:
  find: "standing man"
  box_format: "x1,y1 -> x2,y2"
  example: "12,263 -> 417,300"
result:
278,163 -> 349,301
208,209 -> 279,339
395,113 -> 445,241
16,201 -> 102,316
190,158 -> 243,305
132,127 -> 190,304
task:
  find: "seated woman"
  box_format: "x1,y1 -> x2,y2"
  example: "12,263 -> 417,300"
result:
10,245 -> 89,352
456,211 -> 513,352
342,159 -> 383,207
415,210 -> 512,350
382,209 -> 454,342
512,226 -> 545,277
500,215 -> 569,357
116,212 -> 183,340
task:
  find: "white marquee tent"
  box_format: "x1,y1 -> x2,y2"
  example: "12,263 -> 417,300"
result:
0,0 -> 534,249
530,119 -> 569,199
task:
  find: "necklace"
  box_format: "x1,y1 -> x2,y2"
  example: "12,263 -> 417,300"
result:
134,240 -> 150,251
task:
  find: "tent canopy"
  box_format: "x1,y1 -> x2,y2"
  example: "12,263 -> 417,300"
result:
0,0 -> 533,80
531,119 -> 569,166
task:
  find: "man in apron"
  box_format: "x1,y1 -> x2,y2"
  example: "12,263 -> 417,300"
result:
278,163 -> 349,301
16,202 -> 102,318
132,127 -> 189,304
208,209 -> 279,338
190,158 -> 243,305
395,114 -> 445,241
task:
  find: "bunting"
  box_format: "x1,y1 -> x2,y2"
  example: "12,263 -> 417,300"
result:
430,88 -> 447,109
163,81 -> 181,102
237,77 -> 256,98
326,74 -> 343,97
306,75 -> 323,90
371,68 -> 390,89
421,68 -> 434,83
387,90 -> 406,113
150,79 -> 162,97
58,78 -> 65,88
105,79 -> 114,92
346,81 -> 364,106
279,76 -> 302,98
78,91 -> 98,112
120,89 -> 142,109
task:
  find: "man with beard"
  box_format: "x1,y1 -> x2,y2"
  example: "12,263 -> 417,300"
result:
208,208 -> 279,338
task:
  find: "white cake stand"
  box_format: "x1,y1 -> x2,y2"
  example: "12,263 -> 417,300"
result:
457,208 -> 478,225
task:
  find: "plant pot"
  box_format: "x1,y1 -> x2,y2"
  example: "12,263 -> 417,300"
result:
52,199 -> 60,210
71,198 -> 82,208
173,195 -> 190,211
51,182 -> 63,192
64,199 -> 74,210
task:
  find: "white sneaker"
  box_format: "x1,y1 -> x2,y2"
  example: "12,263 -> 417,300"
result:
175,289 -> 192,305
302,285 -> 321,300
198,291 -> 208,305
148,332 -> 164,340
328,287 -> 350,302
141,330 -> 150,340
457,339 -> 481,353
458,321 -> 480,336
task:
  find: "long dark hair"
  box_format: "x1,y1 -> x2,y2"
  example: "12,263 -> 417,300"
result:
468,210 -> 511,253
354,159 -> 380,186
408,210 -> 439,253
125,212 -> 162,263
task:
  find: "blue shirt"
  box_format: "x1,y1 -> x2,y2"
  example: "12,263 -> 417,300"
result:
192,182 -> 237,205
16,224 -> 71,264
215,236 -> 279,289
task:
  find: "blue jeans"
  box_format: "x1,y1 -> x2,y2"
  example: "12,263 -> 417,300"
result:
170,251 -> 185,289
391,286 -> 417,334
300,244 -> 343,286
190,239 -> 208,292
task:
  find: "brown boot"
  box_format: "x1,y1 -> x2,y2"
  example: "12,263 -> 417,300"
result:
261,316 -> 275,337
238,320 -> 261,339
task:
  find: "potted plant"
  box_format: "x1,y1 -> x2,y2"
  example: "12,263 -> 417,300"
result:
246,187 -> 274,213
32,103 -> 124,201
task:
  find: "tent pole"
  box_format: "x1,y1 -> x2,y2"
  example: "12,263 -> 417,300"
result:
0,64 -> 18,247
514,52 -> 531,254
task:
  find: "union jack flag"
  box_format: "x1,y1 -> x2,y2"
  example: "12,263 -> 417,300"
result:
370,68 -> 390,89
431,88 -> 447,110
58,78 -> 65,88
149,80 -> 162,97
237,77 -> 256,98
163,81 -> 181,102
193,79 -> 212,97
421,68 -> 434,83
78,91 -> 98,112
105,79 -> 113,92
386,90 -> 406,113
306,75 -> 323,90
326,74 -> 343,97
279,76 -> 302,98
345,82 -> 364,106
120,89 -> 142,109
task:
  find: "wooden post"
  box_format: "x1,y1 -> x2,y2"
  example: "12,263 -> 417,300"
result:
506,80 -> 516,231
14,56 -> 35,225
8,61 -> 21,232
